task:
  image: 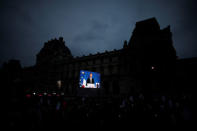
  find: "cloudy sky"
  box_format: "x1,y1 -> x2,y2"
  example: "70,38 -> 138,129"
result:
0,0 -> 197,66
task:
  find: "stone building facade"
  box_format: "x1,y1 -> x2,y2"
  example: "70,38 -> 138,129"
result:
29,18 -> 177,95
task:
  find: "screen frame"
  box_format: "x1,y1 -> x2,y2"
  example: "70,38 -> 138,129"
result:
79,70 -> 101,89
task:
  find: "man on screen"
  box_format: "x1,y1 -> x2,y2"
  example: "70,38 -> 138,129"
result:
86,73 -> 94,85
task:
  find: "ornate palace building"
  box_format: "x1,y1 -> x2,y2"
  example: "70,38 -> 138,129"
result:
21,17 -> 175,96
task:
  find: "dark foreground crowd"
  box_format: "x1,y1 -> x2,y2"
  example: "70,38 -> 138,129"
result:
8,93 -> 194,130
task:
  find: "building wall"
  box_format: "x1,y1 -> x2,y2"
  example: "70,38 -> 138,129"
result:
32,18 -> 177,95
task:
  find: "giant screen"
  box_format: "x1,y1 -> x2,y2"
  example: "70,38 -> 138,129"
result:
79,70 -> 100,88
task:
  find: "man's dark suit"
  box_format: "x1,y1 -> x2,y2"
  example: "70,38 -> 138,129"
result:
86,78 -> 94,84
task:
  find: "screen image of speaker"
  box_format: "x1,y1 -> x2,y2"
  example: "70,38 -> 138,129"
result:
79,70 -> 100,88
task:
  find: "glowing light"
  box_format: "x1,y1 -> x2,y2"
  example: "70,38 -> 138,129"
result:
57,80 -> 62,89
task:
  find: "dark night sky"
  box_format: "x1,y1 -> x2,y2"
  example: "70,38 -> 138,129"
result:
0,0 -> 197,66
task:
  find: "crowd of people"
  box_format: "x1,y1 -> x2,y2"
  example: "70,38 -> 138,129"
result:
8,92 -> 193,130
